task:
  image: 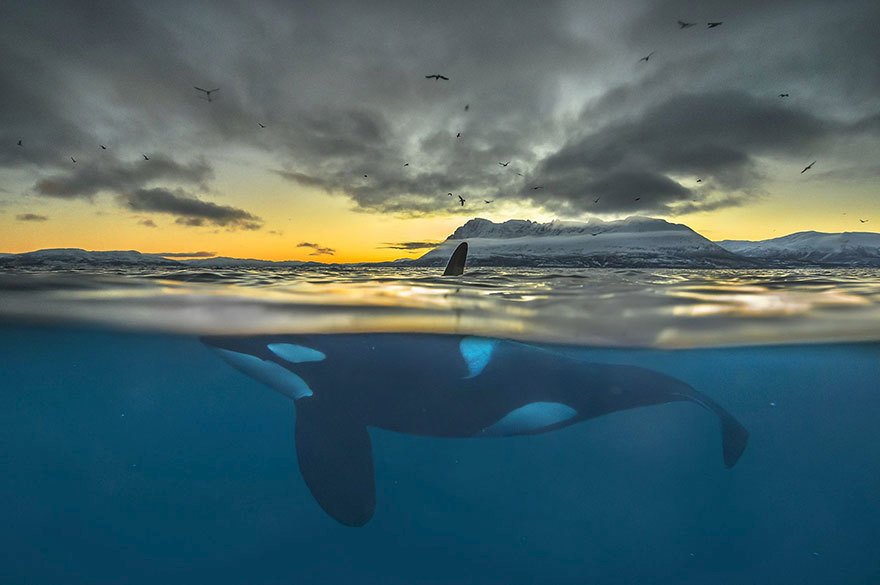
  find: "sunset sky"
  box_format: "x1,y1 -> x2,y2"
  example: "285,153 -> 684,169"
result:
1,0 -> 878,262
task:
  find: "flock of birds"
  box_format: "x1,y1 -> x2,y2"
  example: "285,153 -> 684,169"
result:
10,18 -> 871,225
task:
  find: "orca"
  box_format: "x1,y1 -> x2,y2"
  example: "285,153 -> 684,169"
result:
203,333 -> 749,526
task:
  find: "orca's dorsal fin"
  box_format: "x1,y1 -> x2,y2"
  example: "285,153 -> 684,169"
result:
443,242 -> 468,276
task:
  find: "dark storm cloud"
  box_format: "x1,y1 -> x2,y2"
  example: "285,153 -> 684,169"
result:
121,188 -> 262,230
296,242 -> 335,256
16,213 -> 49,222
527,90 -> 855,214
1,0 -> 879,218
33,155 -> 212,199
380,241 -> 442,250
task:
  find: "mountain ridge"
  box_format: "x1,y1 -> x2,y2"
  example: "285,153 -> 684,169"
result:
2,219 -> 879,268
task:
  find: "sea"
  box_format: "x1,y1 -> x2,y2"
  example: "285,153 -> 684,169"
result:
1,266 -> 879,585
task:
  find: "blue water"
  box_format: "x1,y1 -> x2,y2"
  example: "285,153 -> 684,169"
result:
2,324 -> 878,584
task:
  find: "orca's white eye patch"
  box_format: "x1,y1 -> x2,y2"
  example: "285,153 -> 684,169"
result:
214,348 -> 314,400
267,343 -> 326,363
482,402 -> 577,436
459,337 -> 497,378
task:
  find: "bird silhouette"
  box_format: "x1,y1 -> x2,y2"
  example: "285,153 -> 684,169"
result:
17,140 -> 22,147
484,200 -> 494,204
707,22 -> 723,28
194,86 -> 220,102
258,122 -> 266,128
531,186 -> 543,190
779,93 -> 789,98
456,132 -> 461,138
593,197 -> 600,203
516,172 -> 524,176
498,161 -> 510,167
696,178 -> 702,183
464,104 -> 469,111
634,197 -> 641,201
860,219 -> 869,223
363,174 -> 368,178
71,157 -> 77,163
143,154 -> 150,160
677,20 -> 696,29
425,74 -> 449,81
639,51 -> 656,62
801,161 -> 816,174
403,163 -> 409,166
99,144 -> 107,150
458,195 -> 466,206
448,192 -> 453,197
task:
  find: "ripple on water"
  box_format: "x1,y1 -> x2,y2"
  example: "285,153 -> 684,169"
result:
1,267 -> 879,348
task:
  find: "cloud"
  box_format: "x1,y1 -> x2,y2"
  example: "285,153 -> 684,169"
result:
33,155 -> 212,199
1,0 -> 878,220
527,91 -> 862,215
297,242 -> 335,256
153,251 -> 216,258
380,241 -> 442,250
138,218 -> 157,227
16,213 -> 48,221
120,188 -> 262,230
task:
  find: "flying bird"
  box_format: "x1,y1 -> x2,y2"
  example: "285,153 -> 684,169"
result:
707,22 -> 723,28
99,144 -> 107,149
258,122 -> 266,128
779,93 -> 790,98
696,178 -> 702,183
456,132 -> 461,138
143,154 -> 150,160
194,86 -> 219,102
639,51 -> 656,62
498,161 -> 510,167
531,186 -> 543,190
678,20 -> 696,29
17,140 -> 22,147
363,174 -> 368,178
448,192 -> 453,197
801,161 -> 816,174
403,162 -> 409,166
593,197 -> 600,203
425,74 -> 449,81
464,104 -> 469,111
634,197 -> 641,201
70,156 -> 77,163
515,172 -> 524,176
860,219 -> 869,223
484,200 -> 494,204
458,195 -> 466,206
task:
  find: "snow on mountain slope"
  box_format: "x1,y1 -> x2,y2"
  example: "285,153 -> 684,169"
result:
417,217 -> 751,268
0,248 -> 182,267
0,248 -> 316,269
717,231 -> 880,266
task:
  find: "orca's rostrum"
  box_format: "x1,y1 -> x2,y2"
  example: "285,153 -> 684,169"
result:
202,334 -> 749,526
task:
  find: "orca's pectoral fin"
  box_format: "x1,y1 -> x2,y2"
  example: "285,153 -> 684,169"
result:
682,390 -> 749,468
295,399 -> 375,526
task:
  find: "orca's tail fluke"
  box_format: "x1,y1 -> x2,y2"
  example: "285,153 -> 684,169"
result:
680,389 -> 749,468
443,242 -> 468,276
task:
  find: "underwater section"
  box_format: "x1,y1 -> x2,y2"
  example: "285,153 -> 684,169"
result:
1,325 -> 879,584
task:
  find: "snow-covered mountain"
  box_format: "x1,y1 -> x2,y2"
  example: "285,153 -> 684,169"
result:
0,248 -> 312,268
0,248 -> 182,267
717,231 -> 880,266
415,217 -> 752,268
